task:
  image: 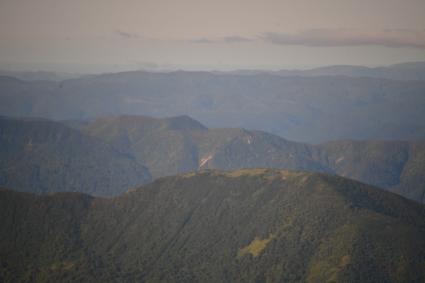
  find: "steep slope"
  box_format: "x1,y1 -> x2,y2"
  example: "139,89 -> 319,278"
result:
316,140 -> 425,203
0,189 -> 96,282
190,129 -> 326,173
2,70 -> 425,142
0,116 -> 151,196
82,115 -> 206,178
0,76 -> 55,118
1,169 -> 425,282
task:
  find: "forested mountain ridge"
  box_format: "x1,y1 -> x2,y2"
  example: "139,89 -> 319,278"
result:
1,114 -> 424,203
1,169 -> 425,282
80,115 -> 425,203
0,116 -> 151,196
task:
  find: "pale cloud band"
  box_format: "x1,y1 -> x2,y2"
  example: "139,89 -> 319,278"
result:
259,29 -> 425,49
115,30 -> 140,39
114,28 -> 425,49
188,36 -> 253,44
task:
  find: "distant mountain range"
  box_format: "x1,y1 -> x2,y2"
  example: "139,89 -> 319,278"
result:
0,70 -> 80,81
1,62 -> 425,142
1,169 -> 425,282
224,61 -> 425,81
273,61 -> 425,81
4,61 -> 425,82
1,115 -> 424,203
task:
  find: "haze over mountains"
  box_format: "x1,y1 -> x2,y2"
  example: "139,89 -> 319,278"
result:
1,62 -> 425,283
273,61 -> 425,81
1,62 -> 425,143
4,61 -> 425,82
2,169 -> 425,283
0,70 -> 80,82
2,0 -> 425,280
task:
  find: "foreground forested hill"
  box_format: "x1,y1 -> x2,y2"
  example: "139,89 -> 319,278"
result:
1,169 -> 425,283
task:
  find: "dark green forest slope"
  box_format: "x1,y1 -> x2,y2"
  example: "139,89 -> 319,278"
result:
0,116 -> 151,196
1,169 -> 425,283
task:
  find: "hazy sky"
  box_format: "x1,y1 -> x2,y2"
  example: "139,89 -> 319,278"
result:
1,0 -> 425,72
